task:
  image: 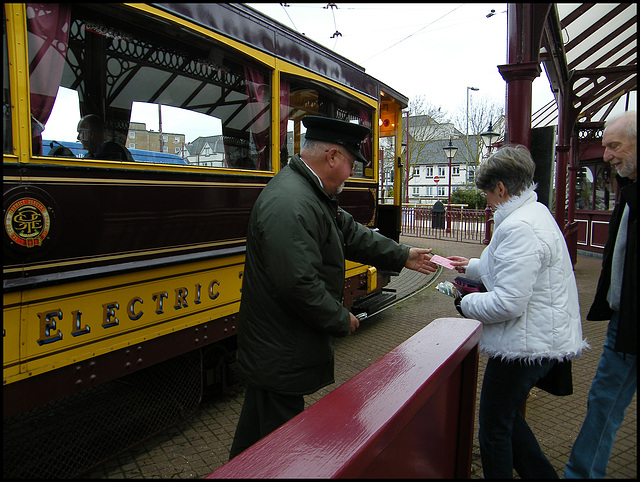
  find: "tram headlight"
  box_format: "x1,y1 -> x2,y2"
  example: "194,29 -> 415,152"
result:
379,118 -> 394,133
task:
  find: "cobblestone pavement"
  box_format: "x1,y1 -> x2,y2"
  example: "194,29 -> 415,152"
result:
86,236 -> 636,479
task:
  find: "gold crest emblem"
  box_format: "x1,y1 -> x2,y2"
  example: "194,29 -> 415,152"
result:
5,198 -> 51,248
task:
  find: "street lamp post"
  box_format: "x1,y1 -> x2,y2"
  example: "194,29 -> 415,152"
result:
466,86 -> 479,192
443,137 -> 458,234
481,121 -> 500,157
466,87 -> 479,170
480,121 -> 500,244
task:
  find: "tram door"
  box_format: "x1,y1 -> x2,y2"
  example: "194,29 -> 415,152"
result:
376,99 -> 403,242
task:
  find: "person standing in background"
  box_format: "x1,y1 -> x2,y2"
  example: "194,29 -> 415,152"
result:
564,111 -> 636,479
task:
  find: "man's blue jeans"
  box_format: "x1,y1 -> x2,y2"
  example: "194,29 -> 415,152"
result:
564,312 -> 637,478
479,356 -> 559,478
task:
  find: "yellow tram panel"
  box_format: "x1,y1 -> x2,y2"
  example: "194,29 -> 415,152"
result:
4,255 -> 245,385
3,291 -> 22,381
344,260 -> 378,295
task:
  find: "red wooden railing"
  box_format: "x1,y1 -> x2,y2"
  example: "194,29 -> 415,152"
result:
207,317 -> 482,479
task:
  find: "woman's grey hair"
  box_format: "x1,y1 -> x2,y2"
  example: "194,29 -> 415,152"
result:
475,145 -> 536,196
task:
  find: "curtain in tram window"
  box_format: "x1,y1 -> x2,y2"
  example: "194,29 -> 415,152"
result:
280,78 -> 290,168
359,108 -> 372,168
243,66 -> 269,170
26,3 -> 71,155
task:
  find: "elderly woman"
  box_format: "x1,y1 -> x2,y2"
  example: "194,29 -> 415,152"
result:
448,145 -> 589,479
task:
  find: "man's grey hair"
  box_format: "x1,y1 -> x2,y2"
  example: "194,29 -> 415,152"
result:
605,111 -> 636,142
302,138 -> 334,155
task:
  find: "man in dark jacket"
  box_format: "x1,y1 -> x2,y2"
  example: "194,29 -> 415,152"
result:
229,116 -> 438,459
565,111 -> 636,478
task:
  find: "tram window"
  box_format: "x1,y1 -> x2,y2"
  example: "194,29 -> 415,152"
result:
281,75 -> 374,178
25,3 -> 271,170
594,163 -> 615,211
575,166 -> 594,210
3,10 -> 12,155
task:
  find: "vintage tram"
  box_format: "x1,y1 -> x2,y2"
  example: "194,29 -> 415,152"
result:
3,0 -> 407,440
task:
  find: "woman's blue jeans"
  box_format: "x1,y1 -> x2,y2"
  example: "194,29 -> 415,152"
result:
479,356 -> 559,478
564,312 -> 637,478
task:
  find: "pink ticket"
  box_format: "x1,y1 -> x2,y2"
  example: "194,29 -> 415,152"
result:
430,254 -> 455,270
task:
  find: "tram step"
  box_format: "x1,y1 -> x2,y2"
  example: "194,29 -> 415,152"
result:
352,291 -> 397,316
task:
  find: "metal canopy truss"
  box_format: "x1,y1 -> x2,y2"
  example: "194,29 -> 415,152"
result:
536,3 -> 637,127
500,3 -> 635,264
64,12 -> 263,136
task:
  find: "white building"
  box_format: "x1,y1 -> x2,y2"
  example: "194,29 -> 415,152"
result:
380,115 -> 483,206
183,136 -> 226,167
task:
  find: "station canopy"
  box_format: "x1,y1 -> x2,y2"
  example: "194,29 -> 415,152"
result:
533,3 -> 637,127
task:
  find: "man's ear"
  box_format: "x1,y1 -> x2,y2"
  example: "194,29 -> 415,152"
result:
326,147 -> 339,168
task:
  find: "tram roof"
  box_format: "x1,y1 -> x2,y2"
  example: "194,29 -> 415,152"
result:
534,3 -> 637,128
153,3 -> 409,109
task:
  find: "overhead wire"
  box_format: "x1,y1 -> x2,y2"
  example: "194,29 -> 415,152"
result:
324,3 -> 342,50
278,3 -> 299,32
275,4 -> 494,64
362,4 -> 464,62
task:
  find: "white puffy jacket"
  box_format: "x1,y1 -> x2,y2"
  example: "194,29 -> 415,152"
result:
462,186 -> 589,362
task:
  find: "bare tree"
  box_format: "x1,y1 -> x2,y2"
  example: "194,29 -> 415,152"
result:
401,95 -> 453,199
451,96 -> 505,184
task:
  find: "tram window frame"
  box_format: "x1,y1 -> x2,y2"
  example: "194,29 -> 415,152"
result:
281,74 -> 375,178
3,8 -> 12,155
26,3 -> 272,171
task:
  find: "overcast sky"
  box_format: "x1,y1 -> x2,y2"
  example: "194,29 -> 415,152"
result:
246,3 -> 557,122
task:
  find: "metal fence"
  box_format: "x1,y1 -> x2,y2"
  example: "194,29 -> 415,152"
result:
401,206 -> 493,244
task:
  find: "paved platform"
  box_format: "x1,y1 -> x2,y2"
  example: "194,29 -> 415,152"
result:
86,235 -> 636,479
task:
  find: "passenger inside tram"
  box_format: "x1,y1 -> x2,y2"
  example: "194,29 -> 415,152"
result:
76,114 -> 134,162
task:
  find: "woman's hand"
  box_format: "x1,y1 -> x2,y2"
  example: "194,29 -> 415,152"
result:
447,255 -> 469,274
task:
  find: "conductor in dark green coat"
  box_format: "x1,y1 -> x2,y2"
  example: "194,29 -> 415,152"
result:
229,116 -> 438,459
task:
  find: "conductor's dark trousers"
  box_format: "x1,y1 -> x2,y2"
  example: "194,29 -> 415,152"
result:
229,384 -> 304,460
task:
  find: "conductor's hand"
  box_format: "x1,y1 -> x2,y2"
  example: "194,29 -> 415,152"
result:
349,312 -> 360,334
405,247 -> 438,274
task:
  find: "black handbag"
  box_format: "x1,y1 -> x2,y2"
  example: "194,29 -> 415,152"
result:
535,358 -> 573,396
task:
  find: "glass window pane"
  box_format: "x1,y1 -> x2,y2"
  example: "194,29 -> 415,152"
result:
28,4 -> 271,170
594,163 -> 616,211
281,74 -> 374,178
576,166 -> 594,210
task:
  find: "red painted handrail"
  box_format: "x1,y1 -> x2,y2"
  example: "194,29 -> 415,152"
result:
207,317 -> 482,479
